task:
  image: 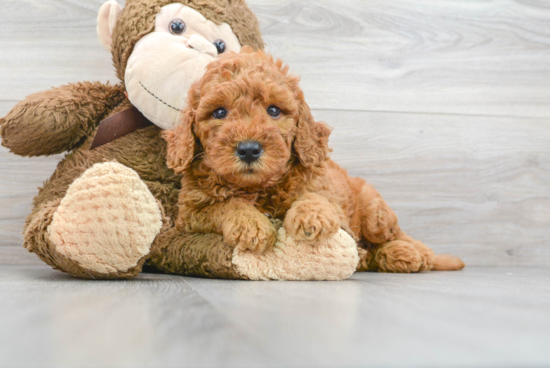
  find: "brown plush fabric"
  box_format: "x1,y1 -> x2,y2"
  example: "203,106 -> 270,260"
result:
0,82 -> 125,156
112,0 -> 264,83
148,228 -> 244,279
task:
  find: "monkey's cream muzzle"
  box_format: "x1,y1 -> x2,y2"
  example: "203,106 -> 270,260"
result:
124,4 -> 241,130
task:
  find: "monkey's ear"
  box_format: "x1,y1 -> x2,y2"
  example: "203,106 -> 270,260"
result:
163,110 -> 197,175
294,99 -> 332,169
97,0 -> 123,51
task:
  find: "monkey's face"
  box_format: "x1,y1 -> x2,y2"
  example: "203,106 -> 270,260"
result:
125,4 -> 242,130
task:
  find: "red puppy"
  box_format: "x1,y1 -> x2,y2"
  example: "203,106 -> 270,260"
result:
164,48 -> 464,273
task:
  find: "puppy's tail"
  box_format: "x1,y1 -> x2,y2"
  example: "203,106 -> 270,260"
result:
432,254 -> 465,271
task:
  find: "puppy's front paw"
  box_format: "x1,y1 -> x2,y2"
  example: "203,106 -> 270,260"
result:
284,201 -> 340,242
222,213 -> 277,254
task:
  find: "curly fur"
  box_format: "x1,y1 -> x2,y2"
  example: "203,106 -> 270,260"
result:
165,49 -> 465,272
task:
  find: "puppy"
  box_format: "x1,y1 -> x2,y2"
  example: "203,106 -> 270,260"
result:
164,48 -> 465,273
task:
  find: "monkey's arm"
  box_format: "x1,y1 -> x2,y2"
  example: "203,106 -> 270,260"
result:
0,82 -> 125,156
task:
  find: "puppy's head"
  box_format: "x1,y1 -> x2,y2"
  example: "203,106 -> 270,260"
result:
164,48 -> 332,189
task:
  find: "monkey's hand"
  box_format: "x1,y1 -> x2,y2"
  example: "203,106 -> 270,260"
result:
0,82 -> 125,156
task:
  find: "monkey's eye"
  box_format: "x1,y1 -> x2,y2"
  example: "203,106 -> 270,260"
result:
267,105 -> 281,118
169,19 -> 186,35
213,107 -> 228,119
213,39 -> 226,54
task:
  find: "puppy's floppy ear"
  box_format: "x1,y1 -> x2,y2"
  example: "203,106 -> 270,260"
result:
240,45 -> 255,54
163,109 -> 196,174
293,99 -> 332,168
164,82 -> 202,174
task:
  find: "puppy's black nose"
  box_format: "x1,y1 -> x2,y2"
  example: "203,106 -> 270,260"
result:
236,141 -> 263,164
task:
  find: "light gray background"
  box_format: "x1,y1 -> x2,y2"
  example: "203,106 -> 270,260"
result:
0,1 -> 549,367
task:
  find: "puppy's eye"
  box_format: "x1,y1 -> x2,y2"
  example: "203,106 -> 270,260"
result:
213,107 -> 228,119
169,19 -> 186,35
213,39 -> 226,54
267,105 -> 281,118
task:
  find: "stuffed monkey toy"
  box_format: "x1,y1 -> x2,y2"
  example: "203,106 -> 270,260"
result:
0,0 -> 361,280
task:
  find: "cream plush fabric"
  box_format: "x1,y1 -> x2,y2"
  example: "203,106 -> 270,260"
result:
97,0 -> 122,51
125,4 -> 242,130
232,228 -> 360,281
48,162 -> 163,274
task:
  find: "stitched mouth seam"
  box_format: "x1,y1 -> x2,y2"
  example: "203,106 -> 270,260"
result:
139,82 -> 181,112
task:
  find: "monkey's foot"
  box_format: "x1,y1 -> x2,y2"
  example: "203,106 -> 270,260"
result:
47,162 -> 163,274
232,227 -> 359,281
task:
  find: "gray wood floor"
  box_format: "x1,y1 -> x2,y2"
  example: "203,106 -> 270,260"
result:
0,265 -> 549,368
1,1 -> 549,367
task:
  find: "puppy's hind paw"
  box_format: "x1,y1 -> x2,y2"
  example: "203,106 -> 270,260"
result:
373,240 -> 425,273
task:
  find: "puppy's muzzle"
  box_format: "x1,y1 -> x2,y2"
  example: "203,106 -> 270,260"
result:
236,141 -> 263,164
